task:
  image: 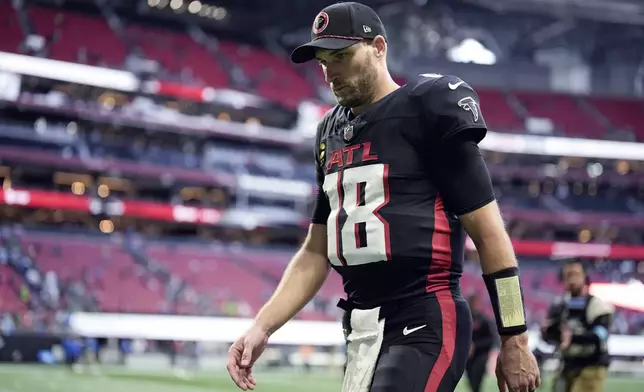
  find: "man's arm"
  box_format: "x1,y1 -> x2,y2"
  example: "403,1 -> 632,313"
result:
460,201 -> 515,274
422,75 -> 527,338
566,297 -> 613,350
253,223 -> 330,335
461,202 -> 529,339
569,314 -> 611,345
430,140 -> 527,339
541,302 -> 564,344
254,119 -> 332,336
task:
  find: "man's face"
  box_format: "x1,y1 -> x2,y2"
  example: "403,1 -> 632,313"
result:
562,263 -> 586,295
316,42 -> 378,108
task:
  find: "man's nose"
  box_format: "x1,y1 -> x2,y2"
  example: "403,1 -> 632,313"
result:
324,64 -> 340,84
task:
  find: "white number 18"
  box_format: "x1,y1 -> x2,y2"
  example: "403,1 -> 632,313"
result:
323,164 -> 391,266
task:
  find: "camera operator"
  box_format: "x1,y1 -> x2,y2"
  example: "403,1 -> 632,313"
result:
541,259 -> 614,392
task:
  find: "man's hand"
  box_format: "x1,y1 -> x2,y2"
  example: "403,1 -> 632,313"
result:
559,325 -> 572,350
495,333 -> 540,392
226,325 -> 269,390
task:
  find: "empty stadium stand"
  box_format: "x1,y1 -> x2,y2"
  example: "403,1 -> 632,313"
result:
2,5 -> 641,141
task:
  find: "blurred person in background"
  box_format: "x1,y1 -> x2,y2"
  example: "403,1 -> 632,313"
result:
226,2 -> 539,392
541,259 -> 614,392
466,294 -> 497,392
61,334 -> 101,374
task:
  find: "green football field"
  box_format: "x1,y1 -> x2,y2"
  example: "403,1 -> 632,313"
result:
1,364 -> 643,392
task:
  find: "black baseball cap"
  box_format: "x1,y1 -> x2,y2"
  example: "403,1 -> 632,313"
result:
290,2 -> 387,64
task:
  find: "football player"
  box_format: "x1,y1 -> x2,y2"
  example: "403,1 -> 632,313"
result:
226,2 -> 540,391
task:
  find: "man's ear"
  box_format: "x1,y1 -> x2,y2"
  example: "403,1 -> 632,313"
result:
372,35 -> 387,58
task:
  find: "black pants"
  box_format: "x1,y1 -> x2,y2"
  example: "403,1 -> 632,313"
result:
342,290 -> 473,392
466,352 -> 488,392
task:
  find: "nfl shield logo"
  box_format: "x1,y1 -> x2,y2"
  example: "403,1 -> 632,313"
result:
343,124 -> 354,142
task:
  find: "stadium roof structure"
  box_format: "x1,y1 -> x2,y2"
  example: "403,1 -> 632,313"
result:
463,0 -> 644,25
29,0 -> 644,65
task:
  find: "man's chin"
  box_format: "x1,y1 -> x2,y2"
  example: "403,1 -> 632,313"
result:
336,95 -> 359,108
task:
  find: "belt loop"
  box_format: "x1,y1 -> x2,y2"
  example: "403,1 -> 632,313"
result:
337,298 -> 353,312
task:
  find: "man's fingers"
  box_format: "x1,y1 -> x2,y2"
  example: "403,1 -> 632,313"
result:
226,363 -> 246,389
227,352 -> 252,391
529,371 -> 540,391
496,374 -> 507,392
242,376 -> 255,390
241,342 -> 253,367
226,357 -> 239,380
240,367 -> 256,390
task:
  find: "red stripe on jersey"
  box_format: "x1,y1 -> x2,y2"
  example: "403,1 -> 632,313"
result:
426,196 -> 452,292
372,164 -> 391,261
336,172 -> 347,266
354,223 -> 361,248
424,290 -> 457,392
354,183 -> 361,249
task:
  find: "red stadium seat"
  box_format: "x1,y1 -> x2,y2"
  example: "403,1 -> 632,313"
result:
515,91 -> 605,139
588,96 -> 644,141
0,3 -> 24,54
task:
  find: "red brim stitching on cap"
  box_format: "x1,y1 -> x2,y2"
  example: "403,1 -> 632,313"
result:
313,35 -> 364,41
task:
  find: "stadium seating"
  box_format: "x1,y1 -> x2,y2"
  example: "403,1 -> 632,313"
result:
0,265 -> 26,313
587,96 -> 644,140
29,7 -> 127,66
0,3 -> 23,54
514,91 -> 605,138
3,5 -> 643,142
2,3 -> 643,339
125,24 -> 229,87
476,89 -> 524,132
20,234 -> 166,313
219,42 -> 315,108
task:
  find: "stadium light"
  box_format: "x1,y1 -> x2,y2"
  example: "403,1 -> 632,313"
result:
448,38 -> 497,65
99,220 -> 114,234
188,1 -> 202,14
71,182 -> 86,196
148,0 -> 160,7
98,184 -> 110,198
200,5 -> 211,16
587,162 -> 603,178
211,7 -> 227,19
170,0 -> 183,11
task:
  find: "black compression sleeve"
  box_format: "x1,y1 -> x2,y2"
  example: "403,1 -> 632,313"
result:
311,163 -> 331,224
311,184 -> 331,224
430,139 -> 495,215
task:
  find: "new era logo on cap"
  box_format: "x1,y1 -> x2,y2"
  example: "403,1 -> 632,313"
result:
291,2 -> 387,64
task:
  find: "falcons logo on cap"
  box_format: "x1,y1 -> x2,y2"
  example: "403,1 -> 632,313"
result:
312,12 -> 329,34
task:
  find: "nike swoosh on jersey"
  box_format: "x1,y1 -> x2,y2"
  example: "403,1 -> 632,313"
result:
402,324 -> 427,336
448,81 -> 465,90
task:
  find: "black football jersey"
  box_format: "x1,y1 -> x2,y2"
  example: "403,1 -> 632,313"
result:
314,74 -> 488,307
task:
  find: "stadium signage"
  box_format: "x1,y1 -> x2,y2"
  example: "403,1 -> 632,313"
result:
67,312 -> 644,356
481,131 -> 644,161
0,51 -> 138,91
465,237 -> 644,259
2,188 -> 644,257
1,51 -> 643,161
